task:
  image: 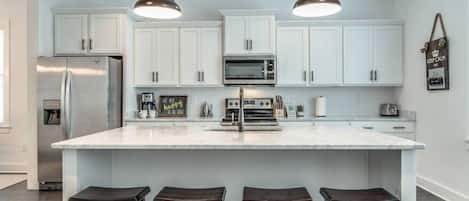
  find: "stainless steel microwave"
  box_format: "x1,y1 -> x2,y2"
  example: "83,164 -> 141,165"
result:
223,56 -> 277,85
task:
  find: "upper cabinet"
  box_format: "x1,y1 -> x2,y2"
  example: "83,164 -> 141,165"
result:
277,26 -> 309,86
224,16 -> 275,56
309,26 -> 343,86
180,27 -> 223,86
276,26 -> 343,87
54,14 -> 124,56
133,28 -> 179,87
344,25 -> 403,86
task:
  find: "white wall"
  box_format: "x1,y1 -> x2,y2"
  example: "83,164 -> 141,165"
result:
0,0 -> 38,191
394,0 -> 469,200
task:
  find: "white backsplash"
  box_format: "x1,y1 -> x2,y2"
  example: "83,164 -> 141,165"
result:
127,87 -> 397,120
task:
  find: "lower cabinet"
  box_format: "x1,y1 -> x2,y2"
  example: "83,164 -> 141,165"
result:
313,121 -> 417,140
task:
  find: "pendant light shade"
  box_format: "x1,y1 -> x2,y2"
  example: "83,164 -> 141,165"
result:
133,0 -> 182,19
293,0 -> 342,17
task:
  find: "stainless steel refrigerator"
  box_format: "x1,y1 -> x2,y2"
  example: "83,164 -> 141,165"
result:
37,57 -> 123,190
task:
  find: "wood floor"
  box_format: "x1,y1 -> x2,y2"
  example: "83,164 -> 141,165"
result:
0,181 -> 445,201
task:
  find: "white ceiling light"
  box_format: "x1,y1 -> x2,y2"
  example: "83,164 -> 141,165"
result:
133,0 -> 182,19
293,0 -> 342,17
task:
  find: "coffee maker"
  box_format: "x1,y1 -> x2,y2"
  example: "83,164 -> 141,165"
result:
138,93 -> 156,118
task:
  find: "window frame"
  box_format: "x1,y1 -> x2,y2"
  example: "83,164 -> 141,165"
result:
0,20 -> 11,130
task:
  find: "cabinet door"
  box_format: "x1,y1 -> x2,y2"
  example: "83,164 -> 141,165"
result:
343,26 -> 373,85
89,14 -> 122,54
200,28 -> 223,86
373,26 -> 403,85
276,27 -> 309,86
247,16 -> 275,55
134,29 -> 155,86
180,28 -> 201,86
155,28 -> 179,86
224,16 -> 247,55
54,15 -> 88,55
310,26 -> 343,86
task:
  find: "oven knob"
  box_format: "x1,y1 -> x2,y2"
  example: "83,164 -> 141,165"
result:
260,102 -> 264,106
265,102 -> 270,106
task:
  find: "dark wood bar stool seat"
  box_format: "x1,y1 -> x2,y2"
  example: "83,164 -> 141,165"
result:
319,188 -> 399,201
243,187 -> 313,201
69,186 -> 151,201
154,187 -> 226,201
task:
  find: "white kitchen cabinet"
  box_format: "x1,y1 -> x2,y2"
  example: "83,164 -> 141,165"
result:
276,26 -> 309,86
373,26 -> 403,85
54,14 -> 88,55
134,29 -> 155,86
314,121 -> 350,127
309,26 -> 343,86
88,14 -> 123,54
343,25 -> 403,86
224,16 -> 275,55
180,28 -> 222,86
55,13 -> 124,55
350,121 -> 416,140
155,28 -> 179,86
134,28 -> 179,87
343,26 -> 374,85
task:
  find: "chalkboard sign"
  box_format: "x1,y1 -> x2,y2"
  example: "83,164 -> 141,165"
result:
158,96 -> 188,118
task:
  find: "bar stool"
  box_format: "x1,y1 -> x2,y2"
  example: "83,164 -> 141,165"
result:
69,186 -> 150,201
154,187 -> 226,201
243,187 -> 313,201
319,188 -> 399,201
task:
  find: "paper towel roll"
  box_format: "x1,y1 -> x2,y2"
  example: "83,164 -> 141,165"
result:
315,96 -> 327,117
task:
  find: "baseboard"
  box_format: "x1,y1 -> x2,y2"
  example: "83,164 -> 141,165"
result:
0,162 -> 27,173
418,175 -> 469,201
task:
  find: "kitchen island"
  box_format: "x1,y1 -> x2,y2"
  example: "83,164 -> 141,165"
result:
52,125 -> 424,201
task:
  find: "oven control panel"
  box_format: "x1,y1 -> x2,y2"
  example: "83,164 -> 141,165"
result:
226,98 -> 273,110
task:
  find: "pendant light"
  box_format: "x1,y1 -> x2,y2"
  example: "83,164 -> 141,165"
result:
293,0 -> 342,17
133,0 -> 182,19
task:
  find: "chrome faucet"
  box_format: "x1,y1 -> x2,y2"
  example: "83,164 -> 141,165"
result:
238,87 -> 245,132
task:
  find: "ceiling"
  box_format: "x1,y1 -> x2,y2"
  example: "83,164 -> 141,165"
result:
43,0 -> 398,20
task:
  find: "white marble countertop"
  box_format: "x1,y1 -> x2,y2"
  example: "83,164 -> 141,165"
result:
52,125 -> 425,150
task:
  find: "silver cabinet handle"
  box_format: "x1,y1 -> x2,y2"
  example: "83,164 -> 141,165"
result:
370,70 -> 374,81
155,72 -> 159,83
81,39 -> 86,51
311,70 -> 315,83
202,71 -> 205,82
245,39 -> 249,50
374,70 -> 378,81
197,71 -> 200,82
393,126 -> 406,130
152,72 -> 156,83
249,40 -> 253,50
303,70 -> 307,82
89,39 -> 93,50
363,126 -> 374,130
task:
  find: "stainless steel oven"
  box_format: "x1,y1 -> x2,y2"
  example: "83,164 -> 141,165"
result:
223,56 -> 276,85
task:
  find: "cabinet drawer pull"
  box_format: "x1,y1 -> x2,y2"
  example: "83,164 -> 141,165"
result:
303,71 -> 307,82
81,39 -> 86,50
393,126 -> 406,130
370,70 -> 374,81
245,40 -> 249,50
202,71 -> 205,82
89,39 -> 93,50
362,126 -> 374,130
374,70 -> 378,81
311,70 -> 314,82
155,72 -> 159,83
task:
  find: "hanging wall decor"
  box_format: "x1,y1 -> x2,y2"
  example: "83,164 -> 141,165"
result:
421,13 -> 449,91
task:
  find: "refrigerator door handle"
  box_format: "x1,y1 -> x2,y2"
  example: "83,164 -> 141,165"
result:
64,71 -> 73,139
60,71 -> 68,139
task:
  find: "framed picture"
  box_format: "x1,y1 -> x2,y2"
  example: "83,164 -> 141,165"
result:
158,96 -> 188,118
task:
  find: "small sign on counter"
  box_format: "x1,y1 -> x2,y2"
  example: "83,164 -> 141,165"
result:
158,96 -> 188,118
